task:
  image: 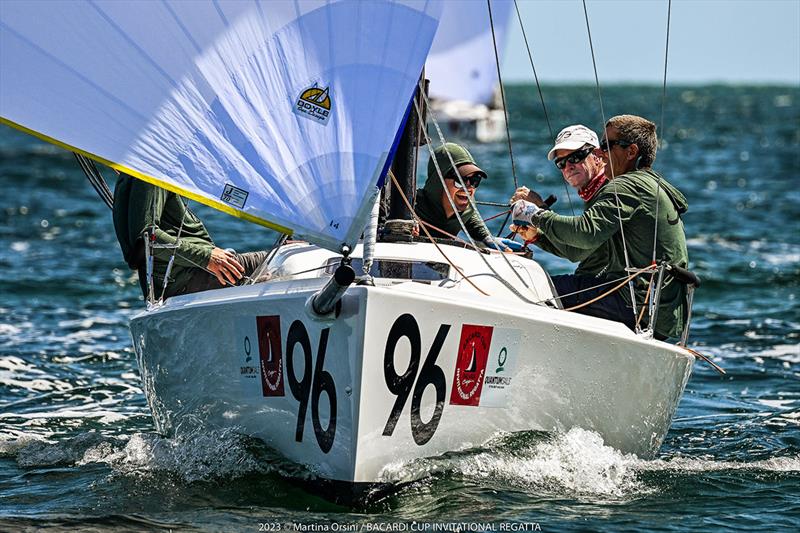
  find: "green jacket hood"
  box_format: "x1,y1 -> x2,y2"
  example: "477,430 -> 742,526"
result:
638,168 -> 688,214
414,143 -> 491,242
422,143 -> 479,198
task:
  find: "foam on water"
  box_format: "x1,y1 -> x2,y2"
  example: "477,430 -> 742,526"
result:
2,429 -> 273,483
380,427 -> 800,501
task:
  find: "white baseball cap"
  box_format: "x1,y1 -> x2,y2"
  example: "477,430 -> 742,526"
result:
547,124 -> 600,160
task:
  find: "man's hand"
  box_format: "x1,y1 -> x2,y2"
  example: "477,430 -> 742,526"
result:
511,200 -> 542,228
510,186 -> 547,208
207,247 -> 245,286
482,236 -> 513,252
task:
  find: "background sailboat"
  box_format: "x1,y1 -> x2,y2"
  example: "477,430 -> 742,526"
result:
425,0 -> 513,142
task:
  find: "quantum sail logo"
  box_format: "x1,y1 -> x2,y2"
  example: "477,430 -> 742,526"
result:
294,84 -> 332,125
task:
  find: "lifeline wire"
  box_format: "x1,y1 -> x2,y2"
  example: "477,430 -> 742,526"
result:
582,0 -> 639,323
512,0 -> 576,217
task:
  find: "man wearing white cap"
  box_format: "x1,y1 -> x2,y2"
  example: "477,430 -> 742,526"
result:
508,119 -> 690,340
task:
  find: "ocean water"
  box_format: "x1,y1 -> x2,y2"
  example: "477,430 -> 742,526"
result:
1,85 -> 798,531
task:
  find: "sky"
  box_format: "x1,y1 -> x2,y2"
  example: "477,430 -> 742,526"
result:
500,0 -> 800,84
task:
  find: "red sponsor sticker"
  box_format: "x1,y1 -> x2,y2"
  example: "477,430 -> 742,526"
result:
256,315 -> 285,397
449,324 -> 494,406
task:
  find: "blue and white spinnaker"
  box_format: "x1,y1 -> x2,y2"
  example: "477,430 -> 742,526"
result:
0,0 -> 442,251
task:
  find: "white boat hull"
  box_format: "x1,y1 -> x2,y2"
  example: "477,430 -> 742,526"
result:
130,245 -> 693,485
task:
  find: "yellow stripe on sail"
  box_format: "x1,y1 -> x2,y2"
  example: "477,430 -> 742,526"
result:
0,116 -> 294,235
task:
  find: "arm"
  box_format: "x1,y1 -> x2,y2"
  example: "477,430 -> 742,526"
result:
536,185 -> 640,251
511,223 -> 595,261
464,207 -> 492,242
126,179 -> 213,268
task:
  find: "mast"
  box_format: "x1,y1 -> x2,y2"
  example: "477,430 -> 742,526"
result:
387,76 -> 427,226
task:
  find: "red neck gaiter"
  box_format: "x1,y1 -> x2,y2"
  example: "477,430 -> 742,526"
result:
578,170 -> 608,201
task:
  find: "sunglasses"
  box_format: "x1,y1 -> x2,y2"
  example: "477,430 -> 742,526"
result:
449,171 -> 485,190
554,147 -> 593,170
600,138 -> 633,152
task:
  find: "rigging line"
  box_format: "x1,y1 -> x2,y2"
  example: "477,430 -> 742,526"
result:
652,0 -> 672,264
564,268 -> 651,312
418,89 -> 542,301
74,153 -> 114,209
475,200 -> 511,207
158,195 -> 190,302
420,88 -> 544,303
512,0 -> 575,217
533,264 -> 657,307
388,171 -> 489,296
512,0 -> 552,140
487,0 -> 518,190
582,0 -> 639,322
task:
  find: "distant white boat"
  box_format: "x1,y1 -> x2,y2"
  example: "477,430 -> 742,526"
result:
426,0 -> 513,143
1,0 -> 697,502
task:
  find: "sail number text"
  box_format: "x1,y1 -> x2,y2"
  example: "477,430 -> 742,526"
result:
382,313 -> 450,445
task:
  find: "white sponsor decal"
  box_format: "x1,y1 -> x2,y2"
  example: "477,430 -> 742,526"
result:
480,328 -> 520,408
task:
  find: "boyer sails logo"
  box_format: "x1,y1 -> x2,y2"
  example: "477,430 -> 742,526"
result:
294,83 -> 332,125
450,325 -> 494,406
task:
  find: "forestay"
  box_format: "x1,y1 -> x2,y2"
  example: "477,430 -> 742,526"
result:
425,0 -> 512,106
0,0 -> 442,252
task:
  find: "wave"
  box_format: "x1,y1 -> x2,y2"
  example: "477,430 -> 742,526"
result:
378,427 -> 800,500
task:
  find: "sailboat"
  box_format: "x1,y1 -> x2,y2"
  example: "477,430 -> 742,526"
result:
1,0 -> 697,501
425,0 -> 513,142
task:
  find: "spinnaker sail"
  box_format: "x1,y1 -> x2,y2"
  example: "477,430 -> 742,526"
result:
0,0 -> 443,251
426,0 -> 512,106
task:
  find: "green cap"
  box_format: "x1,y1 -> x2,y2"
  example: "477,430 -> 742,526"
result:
428,143 -> 478,180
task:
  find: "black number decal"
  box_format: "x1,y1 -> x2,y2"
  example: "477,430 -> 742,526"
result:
286,320 -> 312,443
383,314 -> 449,444
286,320 -> 337,453
311,328 -> 336,453
382,314 -> 421,436
410,324 -> 450,445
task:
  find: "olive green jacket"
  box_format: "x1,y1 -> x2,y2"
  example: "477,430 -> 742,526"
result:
113,173 -> 214,293
414,143 -> 491,242
534,169 -> 689,338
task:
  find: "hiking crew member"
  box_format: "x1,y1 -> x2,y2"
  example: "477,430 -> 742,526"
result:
415,143 -> 507,250
511,118 -> 689,339
112,173 -> 268,300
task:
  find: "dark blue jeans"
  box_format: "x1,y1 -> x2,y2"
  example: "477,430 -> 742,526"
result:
551,274 -> 637,332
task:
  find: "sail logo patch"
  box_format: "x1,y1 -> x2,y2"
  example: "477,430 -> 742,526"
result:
294,84 -> 332,125
256,315 -> 285,397
220,184 -> 248,209
450,324 -> 494,406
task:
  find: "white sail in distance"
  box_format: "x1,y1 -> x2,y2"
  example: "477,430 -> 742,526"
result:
426,0 -> 512,105
0,0 -> 443,252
